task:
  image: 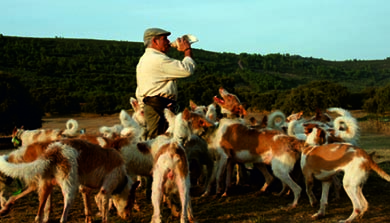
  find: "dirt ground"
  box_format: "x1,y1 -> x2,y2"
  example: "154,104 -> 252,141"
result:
1,111 -> 390,223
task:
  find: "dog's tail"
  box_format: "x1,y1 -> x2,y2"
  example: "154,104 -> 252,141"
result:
287,119 -> 307,141
369,157 -> 390,182
333,115 -> 360,145
0,154 -> 50,183
119,110 -> 142,139
63,119 -> 79,136
327,107 -> 352,117
0,142 -> 77,183
120,110 -> 138,128
267,110 -> 286,131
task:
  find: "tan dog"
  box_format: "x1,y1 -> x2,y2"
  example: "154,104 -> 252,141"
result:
0,139 -> 138,223
302,125 -> 390,222
11,119 -> 79,147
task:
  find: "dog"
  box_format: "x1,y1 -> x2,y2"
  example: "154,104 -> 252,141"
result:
198,88 -> 253,197
1,119 -> 79,214
98,108 -> 212,221
0,139 -> 138,223
130,97 -> 146,140
98,109 -> 141,139
301,107 -> 360,146
209,88 -> 310,209
301,125 -> 390,222
11,119 -> 79,147
149,108 -> 210,223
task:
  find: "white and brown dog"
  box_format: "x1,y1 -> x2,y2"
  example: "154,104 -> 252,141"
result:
209,88 -> 309,209
301,124 -> 390,222
0,139 -> 138,223
11,119 -> 79,147
99,109 -> 140,139
148,108 -> 213,223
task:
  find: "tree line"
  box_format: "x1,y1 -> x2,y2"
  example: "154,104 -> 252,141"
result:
1,35 -> 390,134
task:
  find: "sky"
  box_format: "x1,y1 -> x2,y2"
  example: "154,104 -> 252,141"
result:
1,0 -> 389,61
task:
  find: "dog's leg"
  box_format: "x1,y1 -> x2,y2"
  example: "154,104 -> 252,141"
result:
0,190 -> 5,210
175,175 -> 191,223
357,185 -> 368,217
58,178 -> 78,223
215,153 -> 228,196
0,183 -> 36,216
253,163 -> 274,194
304,174 -> 317,207
222,159 -> 234,197
272,165 -> 301,209
311,180 -> 331,220
202,153 -> 214,194
342,184 -> 362,223
80,186 -> 94,223
202,159 -> 217,197
43,193 -> 52,223
274,181 -> 288,197
96,190 -> 110,223
331,174 -> 342,201
137,175 -> 143,188
35,180 -> 53,223
151,168 -> 165,223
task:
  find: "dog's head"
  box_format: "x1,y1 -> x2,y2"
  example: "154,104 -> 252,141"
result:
11,126 -> 24,147
286,111 -> 304,123
130,97 -> 146,128
303,123 -> 328,146
213,87 -> 247,118
165,108 -> 214,142
311,108 -> 333,124
112,179 -> 140,220
189,100 -> 207,116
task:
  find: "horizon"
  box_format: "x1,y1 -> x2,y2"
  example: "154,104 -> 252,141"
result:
1,0 -> 389,61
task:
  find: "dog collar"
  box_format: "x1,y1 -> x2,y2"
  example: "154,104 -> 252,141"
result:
11,137 -> 21,147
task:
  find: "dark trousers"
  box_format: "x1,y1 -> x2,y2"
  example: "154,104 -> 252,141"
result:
143,96 -> 177,140
143,104 -> 168,140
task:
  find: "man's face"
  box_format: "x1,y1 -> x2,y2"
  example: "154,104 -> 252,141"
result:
153,35 -> 170,53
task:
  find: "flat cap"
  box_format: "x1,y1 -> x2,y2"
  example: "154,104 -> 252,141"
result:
143,28 -> 171,46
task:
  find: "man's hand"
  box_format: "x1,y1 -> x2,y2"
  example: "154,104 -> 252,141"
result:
176,37 -> 191,52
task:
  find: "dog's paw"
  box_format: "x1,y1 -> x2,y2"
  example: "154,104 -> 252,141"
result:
311,212 -> 324,220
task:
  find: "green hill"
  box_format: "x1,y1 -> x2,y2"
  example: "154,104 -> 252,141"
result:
1,34 -> 390,115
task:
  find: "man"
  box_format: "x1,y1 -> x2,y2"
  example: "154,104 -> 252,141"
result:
136,27 -> 196,140
135,27 -> 196,201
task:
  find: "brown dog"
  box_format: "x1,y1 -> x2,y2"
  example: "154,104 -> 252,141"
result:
0,139 -> 138,223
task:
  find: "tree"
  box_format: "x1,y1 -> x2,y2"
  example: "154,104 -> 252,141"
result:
0,72 -> 43,134
363,83 -> 390,114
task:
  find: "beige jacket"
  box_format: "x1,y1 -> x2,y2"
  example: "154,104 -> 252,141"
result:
135,48 -> 196,107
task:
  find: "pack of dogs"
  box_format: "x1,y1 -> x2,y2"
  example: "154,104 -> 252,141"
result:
0,88 -> 389,223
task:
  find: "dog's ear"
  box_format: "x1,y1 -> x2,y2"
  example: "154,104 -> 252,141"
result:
164,108 -> 176,125
317,127 -> 327,145
298,111 -> 304,119
182,108 -> 191,121
199,117 -> 213,128
239,105 -> 247,117
249,117 -> 257,126
189,100 -> 197,111
260,115 -> 268,128
129,97 -> 139,111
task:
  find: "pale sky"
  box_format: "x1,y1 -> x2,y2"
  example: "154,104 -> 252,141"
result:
1,0 -> 389,61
